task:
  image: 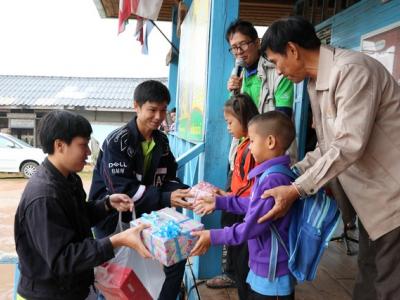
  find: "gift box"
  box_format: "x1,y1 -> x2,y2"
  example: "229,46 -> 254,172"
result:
95,262 -> 152,300
130,208 -> 204,266
186,181 -> 218,203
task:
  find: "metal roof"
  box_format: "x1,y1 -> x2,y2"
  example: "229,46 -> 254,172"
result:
0,75 -> 168,111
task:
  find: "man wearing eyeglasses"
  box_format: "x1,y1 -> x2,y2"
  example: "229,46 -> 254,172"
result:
205,20 -> 294,300
227,19 -> 294,117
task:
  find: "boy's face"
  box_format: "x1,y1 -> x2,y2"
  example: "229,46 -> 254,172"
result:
54,136 -> 91,175
135,101 -> 168,132
170,112 -> 176,122
248,124 -> 274,163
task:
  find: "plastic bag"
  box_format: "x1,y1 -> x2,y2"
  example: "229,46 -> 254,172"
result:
186,181 -> 218,203
95,212 -> 165,299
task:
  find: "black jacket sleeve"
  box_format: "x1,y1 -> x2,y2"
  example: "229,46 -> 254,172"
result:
24,198 -> 114,277
85,196 -> 112,227
99,136 -> 170,216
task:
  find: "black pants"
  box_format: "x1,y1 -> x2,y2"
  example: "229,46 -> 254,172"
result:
353,221 -> 400,300
221,211 -> 250,300
159,259 -> 186,300
249,290 -> 294,300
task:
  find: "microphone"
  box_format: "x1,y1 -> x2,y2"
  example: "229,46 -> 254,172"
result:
231,58 -> 245,95
231,58 -> 245,77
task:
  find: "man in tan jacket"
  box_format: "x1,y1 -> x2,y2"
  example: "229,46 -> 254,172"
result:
258,16 -> 400,300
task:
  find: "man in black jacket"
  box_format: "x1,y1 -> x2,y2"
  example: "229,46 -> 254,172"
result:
14,111 -> 151,300
89,80 -> 193,300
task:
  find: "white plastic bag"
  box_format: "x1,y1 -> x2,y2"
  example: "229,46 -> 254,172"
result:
95,212 -> 165,299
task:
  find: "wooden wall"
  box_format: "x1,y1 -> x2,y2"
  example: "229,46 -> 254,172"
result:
316,0 -> 400,50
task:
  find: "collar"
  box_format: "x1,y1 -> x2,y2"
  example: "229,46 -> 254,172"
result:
127,116 -> 149,143
315,45 -> 335,91
244,58 -> 260,78
248,155 -> 291,180
238,136 -> 249,146
257,55 -> 275,80
127,116 -> 164,146
43,158 -> 77,185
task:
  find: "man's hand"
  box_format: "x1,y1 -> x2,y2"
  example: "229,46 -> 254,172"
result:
109,193 -> 134,212
258,185 -> 299,223
171,188 -> 194,209
110,223 -> 153,258
190,230 -> 211,256
227,75 -> 242,92
193,195 -> 216,216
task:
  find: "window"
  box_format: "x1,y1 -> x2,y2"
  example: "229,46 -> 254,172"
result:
361,22 -> 400,84
0,136 -> 15,149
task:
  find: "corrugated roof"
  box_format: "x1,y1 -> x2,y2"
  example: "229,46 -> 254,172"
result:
0,75 -> 168,110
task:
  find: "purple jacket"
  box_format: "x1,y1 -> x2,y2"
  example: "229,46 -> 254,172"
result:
210,155 -> 293,278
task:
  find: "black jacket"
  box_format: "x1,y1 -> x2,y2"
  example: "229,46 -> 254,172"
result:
89,117 -> 186,236
14,159 -> 114,300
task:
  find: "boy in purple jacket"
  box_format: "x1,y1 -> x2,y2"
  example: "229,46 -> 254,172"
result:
191,111 -> 296,300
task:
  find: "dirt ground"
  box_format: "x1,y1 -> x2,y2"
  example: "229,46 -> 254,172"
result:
0,173 -> 92,300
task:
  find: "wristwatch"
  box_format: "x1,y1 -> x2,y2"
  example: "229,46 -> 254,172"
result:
104,195 -> 113,211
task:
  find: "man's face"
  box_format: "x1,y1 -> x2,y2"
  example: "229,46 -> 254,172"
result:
60,136 -> 91,174
265,45 -> 306,83
135,101 -> 168,132
229,32 -> 260,67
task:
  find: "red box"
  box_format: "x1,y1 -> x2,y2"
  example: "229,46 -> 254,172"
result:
95,262 -> 152,300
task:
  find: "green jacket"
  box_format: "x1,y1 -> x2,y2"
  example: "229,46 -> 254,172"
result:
241,56 -> 294,113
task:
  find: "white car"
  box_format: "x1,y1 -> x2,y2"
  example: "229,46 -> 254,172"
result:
0,133 -> 46,178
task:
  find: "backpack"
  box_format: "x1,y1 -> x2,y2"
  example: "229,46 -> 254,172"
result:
260,165 -> 340,283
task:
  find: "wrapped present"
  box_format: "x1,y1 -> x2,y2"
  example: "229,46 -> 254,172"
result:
130,208 -> 204,266
186,181 -> 218,203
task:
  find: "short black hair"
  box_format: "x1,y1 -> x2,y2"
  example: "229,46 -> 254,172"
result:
225,19 -> 258,43
38,110 -> 92,154
134,80 -> 171,106
224,93 -> 259,132
170,107 -> 176,113
249,111 -> 295,151
261,16 -> 321,55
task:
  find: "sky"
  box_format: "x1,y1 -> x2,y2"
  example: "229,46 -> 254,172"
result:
0,0 -> 172,78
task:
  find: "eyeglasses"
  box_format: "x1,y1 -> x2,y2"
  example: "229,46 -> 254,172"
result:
229,40 -> 255,54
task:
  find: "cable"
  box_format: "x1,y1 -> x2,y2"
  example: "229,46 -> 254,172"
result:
185,259 -> 202,299
149,20 -> 180,55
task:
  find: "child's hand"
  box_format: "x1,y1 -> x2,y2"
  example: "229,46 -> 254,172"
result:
193,195 -> 216,216
190,230 -> 211,256
213,188 -> 228,197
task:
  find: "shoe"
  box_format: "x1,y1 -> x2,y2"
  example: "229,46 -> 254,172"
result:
206,274 -> 236,289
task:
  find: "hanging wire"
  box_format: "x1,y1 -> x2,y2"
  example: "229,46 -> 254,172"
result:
149,19 -> 180,55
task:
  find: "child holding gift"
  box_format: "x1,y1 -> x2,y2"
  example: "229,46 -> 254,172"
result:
210,93 -> 259,299
192,111 -> 297,300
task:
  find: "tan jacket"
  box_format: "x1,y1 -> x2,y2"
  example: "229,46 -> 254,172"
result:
295,45 -> 400,240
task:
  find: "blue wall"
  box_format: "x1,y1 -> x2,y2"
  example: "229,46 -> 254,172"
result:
316,0 -> 400,50
167,0 -> 240,287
